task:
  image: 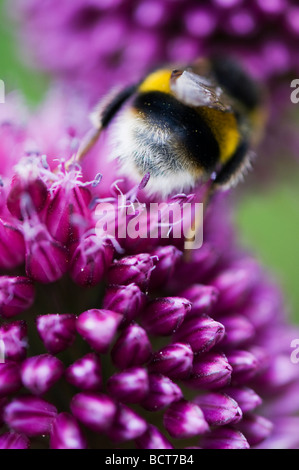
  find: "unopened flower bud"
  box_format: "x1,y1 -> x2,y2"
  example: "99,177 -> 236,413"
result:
21,354 -> 64,395
36,314 -> 77,354
76,309 -> 122,353
111,324 -> 152,369
141,297 -> 191,336
0,276 -> 35,318
66,353 -> 102,391
50,412 -> 87,449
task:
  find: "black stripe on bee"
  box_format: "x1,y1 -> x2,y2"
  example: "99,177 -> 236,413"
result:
133,91 -> 220,172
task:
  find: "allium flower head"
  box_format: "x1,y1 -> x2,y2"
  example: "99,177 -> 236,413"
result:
0,95 -> 298,449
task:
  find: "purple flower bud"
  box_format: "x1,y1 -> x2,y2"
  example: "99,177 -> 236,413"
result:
235,414 -> 273,446
201,427 -> 250,449
107,367 -> 149,403
76,309 -> 122,353
107,405 -> 147,443
149,246 -> 182,289
70,235 -> 114,287
173,314 -> 225,353
148,343 -> 193,379
179,284 -> 219,316
107,253 -> 155,290
0,432 -> 30,449
0,276 -> 35,318
36,314 -> 77,354
255,354 -> 298,390
227,350 -> 259,384
111,324 -> 152,369
194,392 -> 242,426
188,352 -> 232,390
70,392 -> 116,433
136,424 -> 173,449
224,387 -> 262,413
66,353 -> 102,391
7,173 -> 48,220
219,314 -> 255,347
46,183 -> 91,244
242,284 -> 282,330
50,412 -> 87,449
211,260 -> 260,313
0,219 -> 25,269
103,283 -> 146,326
141,373 -> 183,411
21,354 -> 64,395
24,225 -> 68,284
141,297 -> 191,336
163,400 -> 209,439
4,396 -> 57,436
0,362 -> 22,398
0,321 -> 28,361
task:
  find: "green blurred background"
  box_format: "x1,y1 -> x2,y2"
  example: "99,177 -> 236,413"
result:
0,1 -> 299,323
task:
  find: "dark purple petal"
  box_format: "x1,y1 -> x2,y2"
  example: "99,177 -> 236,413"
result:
211,260 -> 260,313
0,276 -> 35,318
46,184 -> 91,244
25,229 -> 68,284
107,405 -> 147,443
179,284 -> 219,316
141,297 -> 191,336
141,373 -> 183,411
149,245 -> 182,289
187,352 -> 232,390
71,392 -> 116,433
4,396 -> 57,436
173,314 -> 225,353
50,412 -> 87,449
136,425 -> 173,449
0,362 -> 22,397
65,353 -> 102,391
76,309 -> 122,353
224,387 -> 262,413
107,253 -> 155,290
0,321 -> 28,362
103,283 -> 146,325
194,392 -> 242,426
219,314 -> 255,347
235,414 -> 273,446
227,350 -> 259,384
36,313 -> 77,354
111,324 -> 152,369
7,174 -> 48,220
70,235 -> 114,287
0,432 -> 30,449
0,219 -> 25,269
148,342 -> 193,379
21,354 -> 64,395
254,354 -> 298,390
107,367 -> 149,403
163,400 -> 209,438
201,427 -> 250,449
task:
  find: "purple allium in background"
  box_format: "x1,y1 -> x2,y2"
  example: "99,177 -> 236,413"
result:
9,0 -> 299,94
0,95 -> 299,449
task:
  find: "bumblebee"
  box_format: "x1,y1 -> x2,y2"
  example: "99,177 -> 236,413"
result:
75,56 -> 266,197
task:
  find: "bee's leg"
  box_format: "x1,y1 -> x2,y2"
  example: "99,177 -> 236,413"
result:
212,140 -> 252,190
66,84 -> 137,169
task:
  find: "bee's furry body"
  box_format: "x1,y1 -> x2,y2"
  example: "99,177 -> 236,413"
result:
87,57 -> 265,197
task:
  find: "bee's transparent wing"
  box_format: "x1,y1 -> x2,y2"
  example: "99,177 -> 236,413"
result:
170,70 -> 232,112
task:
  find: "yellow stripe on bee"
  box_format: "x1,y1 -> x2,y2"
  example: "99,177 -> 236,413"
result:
138,69 -> 172,94
199,107 -> 240,163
